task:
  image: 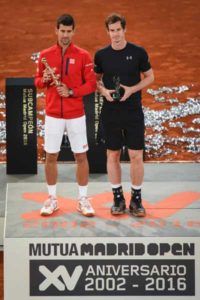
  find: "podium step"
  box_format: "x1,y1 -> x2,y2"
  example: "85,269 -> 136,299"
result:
4,182 -> 200,238
4,182 -> 200,299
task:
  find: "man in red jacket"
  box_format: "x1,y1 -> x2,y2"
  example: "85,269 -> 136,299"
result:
35,14 -> 96,217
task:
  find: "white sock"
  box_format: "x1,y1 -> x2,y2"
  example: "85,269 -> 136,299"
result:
78,185 -> 88,199
111,183 -> 121,189
47,184 -> 56,198
131,184 -> 142,190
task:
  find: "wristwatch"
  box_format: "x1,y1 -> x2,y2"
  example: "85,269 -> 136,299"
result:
68,89 -> 74,97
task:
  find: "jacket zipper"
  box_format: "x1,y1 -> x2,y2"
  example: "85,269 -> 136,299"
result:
66,58 -> 69,75
60,52 -> 64,118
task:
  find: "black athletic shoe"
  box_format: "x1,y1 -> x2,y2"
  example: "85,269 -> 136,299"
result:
111,195 -> 126,215
129,197 -> 146,217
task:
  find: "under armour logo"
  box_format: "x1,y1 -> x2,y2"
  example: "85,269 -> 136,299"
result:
126,56 -> 133,60
39,265 -> 83,291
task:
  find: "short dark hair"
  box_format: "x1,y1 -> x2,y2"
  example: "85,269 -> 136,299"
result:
105,13 -> 126,30
56,14 -> 75,29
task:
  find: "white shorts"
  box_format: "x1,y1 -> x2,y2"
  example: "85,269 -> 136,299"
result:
44,115 -> 88,154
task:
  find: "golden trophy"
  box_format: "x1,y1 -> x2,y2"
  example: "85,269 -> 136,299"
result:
41,57 -> 61,86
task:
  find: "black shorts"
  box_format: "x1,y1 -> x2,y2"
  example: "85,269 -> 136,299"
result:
101,105 -> 145,150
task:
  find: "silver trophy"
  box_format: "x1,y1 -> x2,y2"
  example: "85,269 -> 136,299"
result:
112,76 -> 125,101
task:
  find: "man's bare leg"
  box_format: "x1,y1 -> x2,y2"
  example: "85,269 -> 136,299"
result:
107,149 -> 126,215
74,152 -> 94,217
40,152 -> 59,216
128,149 -> 145,217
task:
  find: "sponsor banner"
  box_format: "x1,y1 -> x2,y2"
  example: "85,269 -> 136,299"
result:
30,259 -> 194,296
6,78 -> 37,174
4,237 -> 200,300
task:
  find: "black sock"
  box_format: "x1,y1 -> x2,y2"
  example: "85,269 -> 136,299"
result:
131,188 -> 141,202
112,186 -> 124,200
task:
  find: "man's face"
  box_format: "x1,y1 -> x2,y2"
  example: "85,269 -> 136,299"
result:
107,21 -> 126,45
56,24 -> 74,48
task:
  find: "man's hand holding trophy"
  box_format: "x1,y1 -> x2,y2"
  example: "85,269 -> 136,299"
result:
41,57 -> 73,97
112,76 -> 137,102
112,76 -> 125,101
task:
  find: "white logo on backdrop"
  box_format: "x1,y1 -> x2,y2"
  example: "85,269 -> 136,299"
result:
39,265 -> 83,291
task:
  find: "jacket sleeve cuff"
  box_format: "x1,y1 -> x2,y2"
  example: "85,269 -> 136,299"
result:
35,78 -> 48,89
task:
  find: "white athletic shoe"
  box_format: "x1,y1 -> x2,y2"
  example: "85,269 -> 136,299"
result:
40,196 -> 59,216
77,197 -> 95,217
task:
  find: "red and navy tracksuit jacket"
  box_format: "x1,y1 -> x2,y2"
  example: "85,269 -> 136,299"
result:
35,43 -> 96,119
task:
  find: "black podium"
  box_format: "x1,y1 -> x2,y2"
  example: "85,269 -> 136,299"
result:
6,78 -> 37,174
